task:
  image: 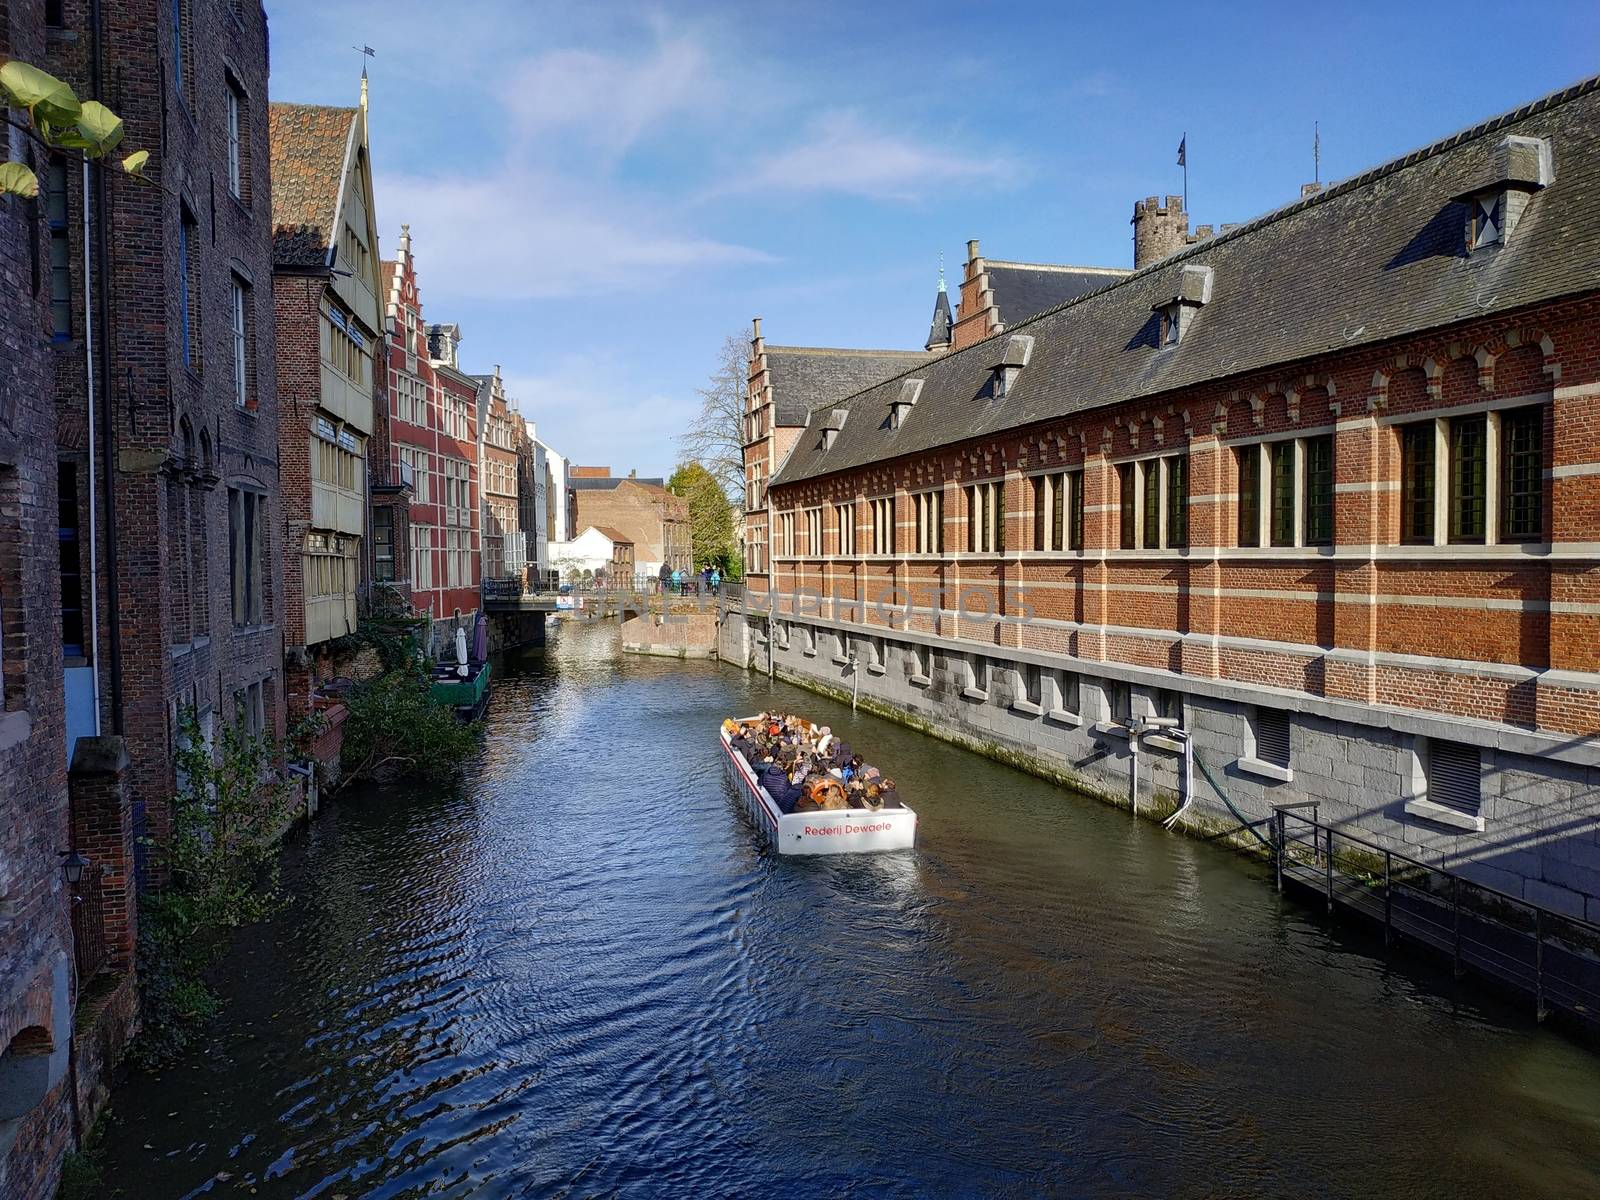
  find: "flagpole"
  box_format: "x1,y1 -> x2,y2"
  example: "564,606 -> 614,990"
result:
1181,131 -> 1188,212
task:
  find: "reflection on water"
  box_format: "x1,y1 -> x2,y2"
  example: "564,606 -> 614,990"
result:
100,621 -> 1600,1198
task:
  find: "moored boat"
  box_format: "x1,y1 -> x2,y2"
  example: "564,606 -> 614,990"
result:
720,715 -> 917,855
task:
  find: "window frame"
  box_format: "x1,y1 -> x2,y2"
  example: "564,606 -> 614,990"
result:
913,488 -> 944,555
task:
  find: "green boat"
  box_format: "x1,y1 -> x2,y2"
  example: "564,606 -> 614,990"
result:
429,659 -> 492,720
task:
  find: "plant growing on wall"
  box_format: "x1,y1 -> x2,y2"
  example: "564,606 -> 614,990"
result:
131,709 -> 293,1068
0,58 -> 147,197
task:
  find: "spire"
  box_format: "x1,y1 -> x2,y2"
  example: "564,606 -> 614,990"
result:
925,260 -> 954,351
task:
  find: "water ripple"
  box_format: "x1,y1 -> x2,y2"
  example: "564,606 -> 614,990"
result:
96,624 -> 1600,1199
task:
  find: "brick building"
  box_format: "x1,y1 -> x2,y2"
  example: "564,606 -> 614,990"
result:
515,414 -> 549,576
4,1 -> 278,1194
742,333 -> 937,579
269,82 -> 382,710
570,472 -> 692,579
416,322 -> 484,622
475,367 -> 524,582
738,77 -> 1600,918
378,226 -> 481,630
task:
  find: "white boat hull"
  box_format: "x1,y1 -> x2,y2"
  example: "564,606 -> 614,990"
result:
721,728 -> 917,855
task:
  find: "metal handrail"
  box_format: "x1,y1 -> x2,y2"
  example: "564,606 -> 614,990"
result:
1272,806 -> 1600,1024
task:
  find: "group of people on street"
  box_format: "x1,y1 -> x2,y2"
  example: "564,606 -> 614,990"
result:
657,563 -> 722,595
726,712 -> 903,814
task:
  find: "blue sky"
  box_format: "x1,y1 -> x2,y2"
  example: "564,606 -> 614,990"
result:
266,0 -> 1600,476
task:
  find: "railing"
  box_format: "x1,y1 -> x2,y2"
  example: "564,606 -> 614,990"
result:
1274,805 -> 1600,1025
482,575 -> 529,602
71,865 -> 110,982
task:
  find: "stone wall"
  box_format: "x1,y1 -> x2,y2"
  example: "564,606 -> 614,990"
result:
730,608 -> 1600,921
620,611 -> 718,659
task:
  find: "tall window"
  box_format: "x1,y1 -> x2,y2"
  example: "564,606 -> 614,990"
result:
46,160 -> 70,339
179,205 -> 200,369
778,511 -> 795,556
1303,436 -> 1333,546
231,277 -> 252,408
229,487 -> 264,626
171,0 -> 185,98
1118,463 -> 1136,549
1166,455 -> 1188,548
1449,413 -> 1488,543
1237,445 -> 1260,547
1400,422 -> 1436,544
914,489 -> 943,554
1118,457 -> 1187,550
835,502 -> 855,556
1269,441 -> 1296,547
870,496 -> 895,555
58,462 -> 84,657
1032,472 -> 1079,552
804,507 -> 823,555
372,507 -> 396,582
226,85 -> 243,198
966,481 -> 1003,554
1142,458 -> 1161,549
1500,407 -> 1543,543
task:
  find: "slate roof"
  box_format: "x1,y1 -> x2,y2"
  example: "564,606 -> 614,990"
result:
926,286 -> 954,349
775,75 -> 1600,487
766,346 -> 940,426
984,263 -> 1132,327
267,103 -> 356,269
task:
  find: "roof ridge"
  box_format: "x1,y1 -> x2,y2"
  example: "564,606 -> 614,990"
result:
268,100 -> 358,115
797,69 -> 1600,425
984,261 -> 1131,275
764,345 -> 934,357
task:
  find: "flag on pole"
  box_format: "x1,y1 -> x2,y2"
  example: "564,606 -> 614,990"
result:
1176,134 -> 1187,167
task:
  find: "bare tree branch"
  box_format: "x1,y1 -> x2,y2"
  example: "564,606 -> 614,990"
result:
677,333 -> 747,501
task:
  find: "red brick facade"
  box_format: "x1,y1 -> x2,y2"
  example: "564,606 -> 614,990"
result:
379,228 -> 481,624
765,296 -> 1599,739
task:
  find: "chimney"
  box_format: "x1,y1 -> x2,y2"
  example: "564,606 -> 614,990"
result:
1300,182 -> 1324,200
628,468 -> 637,479
1131,194 -> 1191,269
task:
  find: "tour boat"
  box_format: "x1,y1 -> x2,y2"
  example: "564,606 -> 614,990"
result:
720,718 -> 917,855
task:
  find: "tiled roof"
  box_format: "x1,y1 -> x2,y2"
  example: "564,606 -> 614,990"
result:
775,75 -> 1600,486
570,476 -> 666,490
766,346 -> 939,426
268,103 -> 356,269
593,525 -> 634,544
983,263 -> 1131,327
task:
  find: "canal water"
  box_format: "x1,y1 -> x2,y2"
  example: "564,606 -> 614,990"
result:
99,621 -> 1600,1198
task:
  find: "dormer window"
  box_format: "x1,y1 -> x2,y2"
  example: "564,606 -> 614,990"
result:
1454,134 -> 1553,253
1152,264 -> 1213,349
990,334 -> 1034,399
819,407 -> 848,450
889,379 -> 924,431
1471,192 -> 1503,248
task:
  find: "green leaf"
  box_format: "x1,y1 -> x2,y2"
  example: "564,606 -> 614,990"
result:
122,149 -> 149,178
0,59 -> 81,128
71,100 -> 123,155
0,160 -> 39,200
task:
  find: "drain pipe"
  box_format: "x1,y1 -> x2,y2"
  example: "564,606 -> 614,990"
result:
847,648 -> 859,712
80,158 -> 101,739
1128,716 -> 1182,819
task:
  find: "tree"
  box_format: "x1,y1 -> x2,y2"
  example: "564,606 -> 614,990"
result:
0,59 -> 148,198
676,332 -> 746,501
669,460 -> 736,572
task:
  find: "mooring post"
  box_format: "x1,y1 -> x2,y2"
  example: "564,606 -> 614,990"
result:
1275,810 -> 1284,893
1325,826 -> 1335,915
1452,875 -> 1463,979
1383,851 -> 1393,948
1535,908 -> 1546,1023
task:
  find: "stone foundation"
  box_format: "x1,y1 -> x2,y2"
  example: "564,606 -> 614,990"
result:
729,609 -> 1600,921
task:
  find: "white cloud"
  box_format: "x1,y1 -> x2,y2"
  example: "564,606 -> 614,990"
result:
377,165 -> 770,301
500,35 -> 715,161
728,111 -> 1017,202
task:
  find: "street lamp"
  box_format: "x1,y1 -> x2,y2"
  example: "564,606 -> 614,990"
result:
59,849 -> 89,886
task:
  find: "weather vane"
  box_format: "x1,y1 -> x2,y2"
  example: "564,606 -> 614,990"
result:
353,44 -> 375,77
